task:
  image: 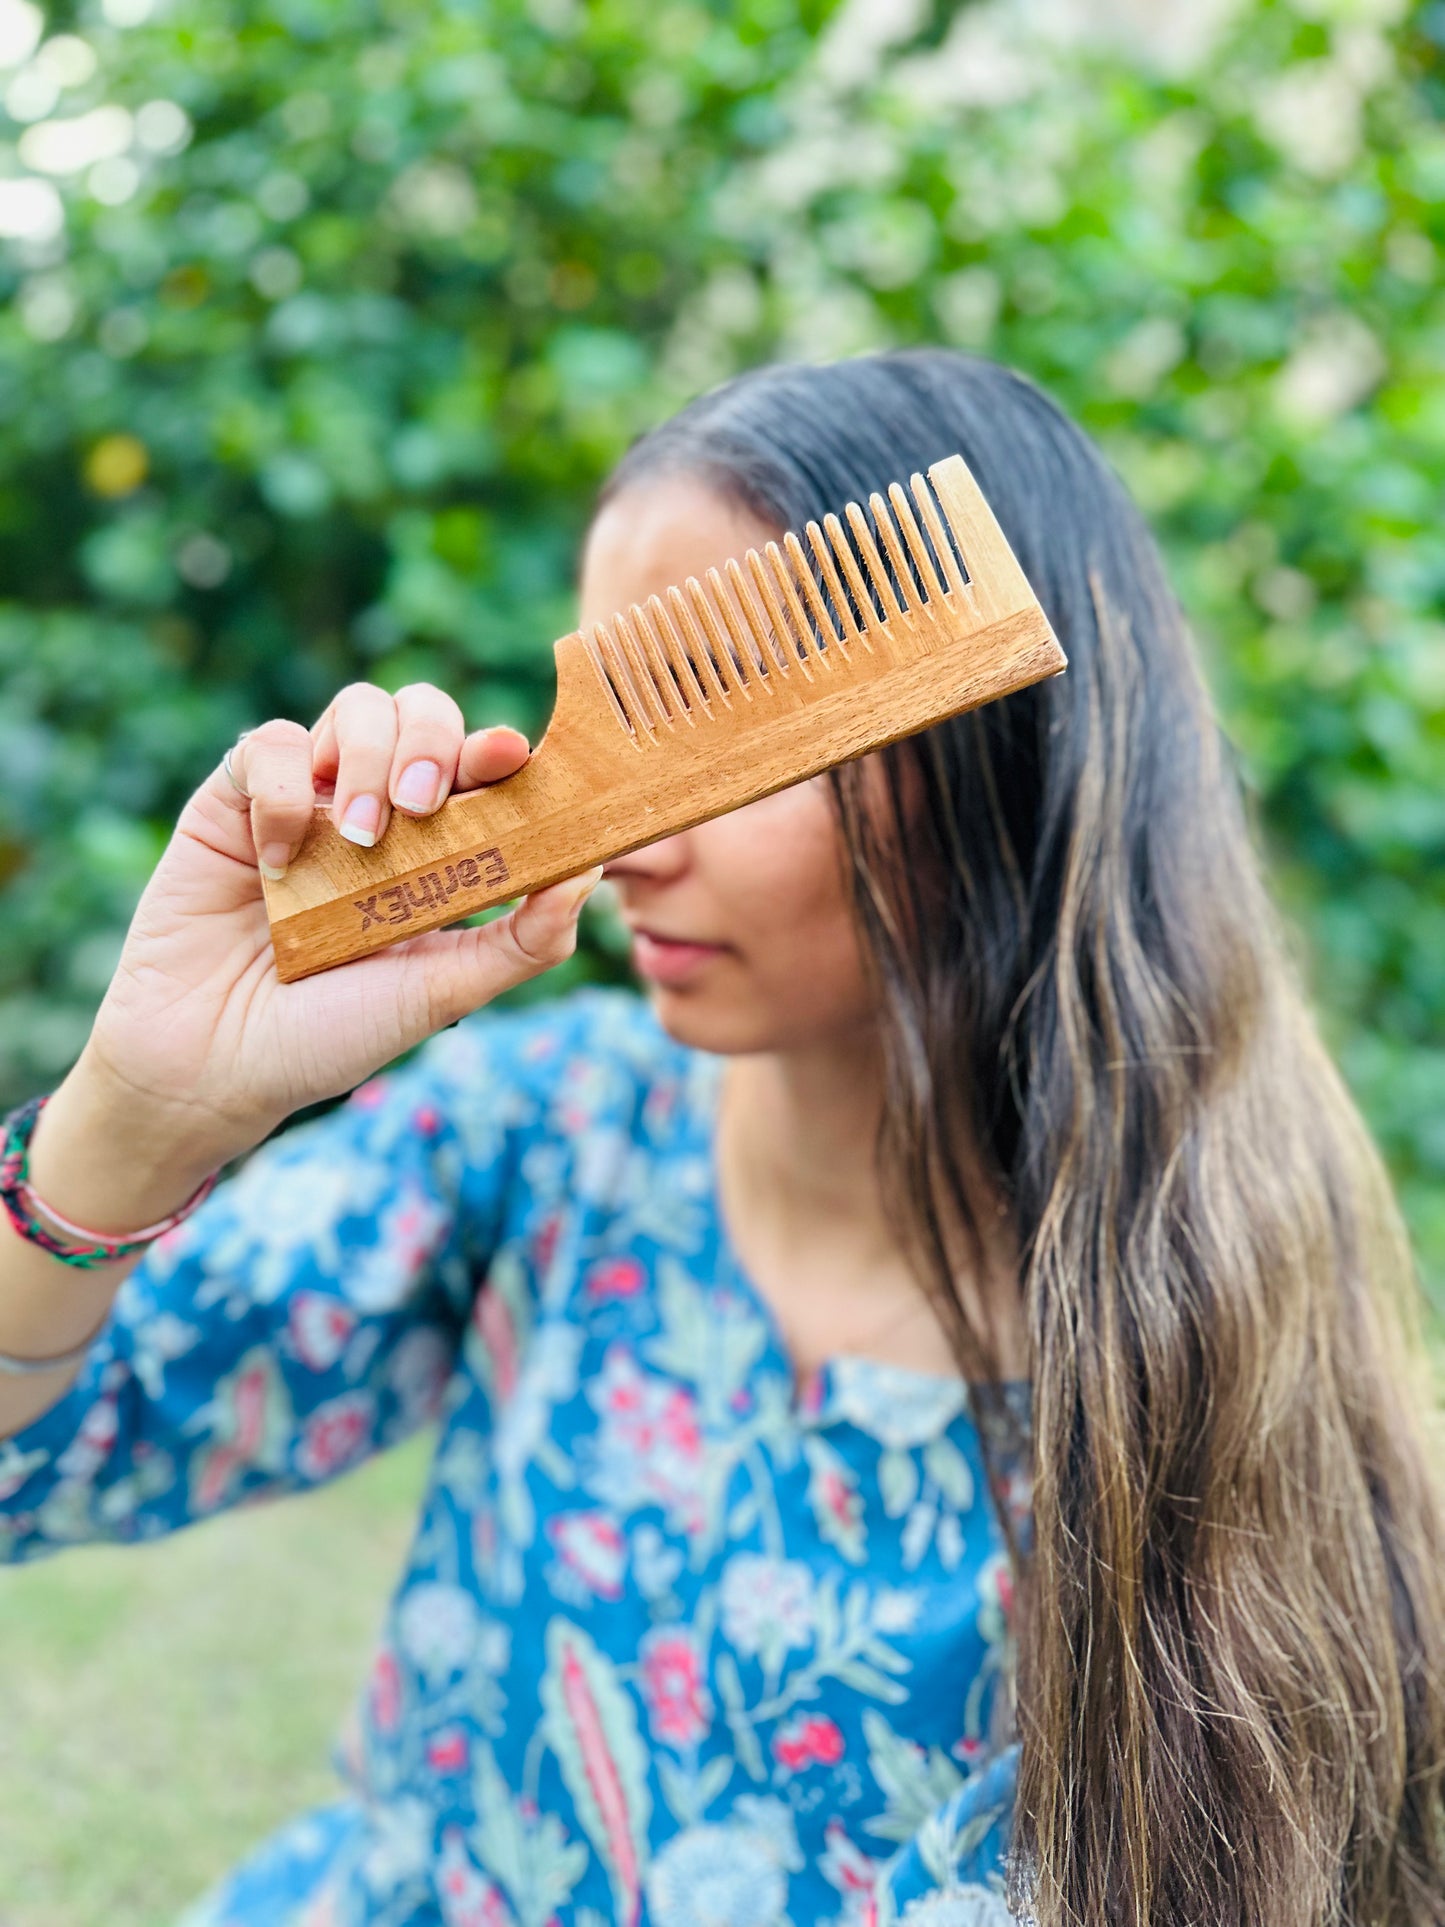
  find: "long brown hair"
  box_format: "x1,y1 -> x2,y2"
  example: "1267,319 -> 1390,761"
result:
597,347 -> 1445,1925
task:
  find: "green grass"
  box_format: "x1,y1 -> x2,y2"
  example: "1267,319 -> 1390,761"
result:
0,1431 -> 432,1927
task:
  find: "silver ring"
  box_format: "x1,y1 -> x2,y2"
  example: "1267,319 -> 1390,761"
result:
223,730 -> 254,800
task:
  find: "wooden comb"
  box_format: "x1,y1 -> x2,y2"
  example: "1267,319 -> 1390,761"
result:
261,453 -> 1066,982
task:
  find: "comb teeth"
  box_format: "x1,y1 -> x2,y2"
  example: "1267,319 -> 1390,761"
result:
581,469 -> 974,744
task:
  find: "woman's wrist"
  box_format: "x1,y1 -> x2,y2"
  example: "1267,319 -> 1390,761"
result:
0,1060 -> 240,1422
26,1051 -> 244,1239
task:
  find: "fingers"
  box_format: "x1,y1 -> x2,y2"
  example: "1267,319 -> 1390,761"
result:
328,685 -> 530,849
455,724 -> 532,792
238,684 -> 534,883
325,682 -> 408,848
388,681 -> 475,820
227,721 -> 315,878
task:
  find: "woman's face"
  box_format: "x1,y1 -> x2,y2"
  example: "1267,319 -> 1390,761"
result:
580,472 -> 888,1058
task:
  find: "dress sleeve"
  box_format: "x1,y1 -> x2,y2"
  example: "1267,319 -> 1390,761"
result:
0,996 -> 564,1565
874,1743 -> 1033,1925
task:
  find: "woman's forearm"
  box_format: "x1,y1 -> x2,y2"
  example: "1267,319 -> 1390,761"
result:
0,1052 -> 239,1438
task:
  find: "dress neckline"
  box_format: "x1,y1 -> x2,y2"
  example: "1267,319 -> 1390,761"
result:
686,1051 -> 1031,1446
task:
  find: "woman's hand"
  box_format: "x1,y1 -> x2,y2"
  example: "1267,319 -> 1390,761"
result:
77,681 -> 602,1167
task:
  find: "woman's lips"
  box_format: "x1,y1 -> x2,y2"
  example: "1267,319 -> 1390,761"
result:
629,929 -> 728,984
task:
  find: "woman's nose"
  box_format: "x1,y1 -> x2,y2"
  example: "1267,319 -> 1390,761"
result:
601,826 -> 692,881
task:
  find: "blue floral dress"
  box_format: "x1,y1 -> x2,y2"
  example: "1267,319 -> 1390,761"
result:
0,986 -> 1035,1927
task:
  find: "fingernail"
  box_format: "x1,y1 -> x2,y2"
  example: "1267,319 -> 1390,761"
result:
395,760 -> 441,812
340,795 -> 381,846
259,843 -> 290,880
568,864 -> 605,908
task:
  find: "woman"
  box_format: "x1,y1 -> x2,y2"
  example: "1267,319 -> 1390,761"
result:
1,349 -> 1441,1926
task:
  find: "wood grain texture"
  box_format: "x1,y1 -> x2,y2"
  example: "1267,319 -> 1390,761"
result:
262,453 -> 1066,982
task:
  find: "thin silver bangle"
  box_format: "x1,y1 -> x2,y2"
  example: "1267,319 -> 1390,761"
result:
0,1307 -> 111,1377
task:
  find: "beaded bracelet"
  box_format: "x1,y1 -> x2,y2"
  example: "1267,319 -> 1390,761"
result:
0,1092 -> 221,1269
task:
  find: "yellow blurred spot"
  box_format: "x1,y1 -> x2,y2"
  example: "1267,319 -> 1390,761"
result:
551,261 -> 597,311
160,263 -> 210,308
85,433 -> 149,497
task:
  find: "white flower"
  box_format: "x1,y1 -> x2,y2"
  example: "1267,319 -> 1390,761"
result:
0,1441 -> 48,1503
937,1511 -> 965,1572
633,1521 -> 684,1600
130,1310 -> 201,1398
344,1183 -> 453,1314
494,1323 -> 583,1482
395,1583 -> 478,1681
475,1619 -> 510,1677
213,1154 -> 387,1303
34,1478 -> 93,1543
872,1586 -> 925,1636
646,1820 -> 791,1926
719,1554 -> 815,1658
573,1124 -> 635,1204
359,1794 -> 433,1890
826,1357 -> 968,1450
899,1885 -> 1018,1926
55,1395 -> 118,1482
1273,312 -> 1386,427
732,1795 -> 804,1872
1253,58 -> 1364,180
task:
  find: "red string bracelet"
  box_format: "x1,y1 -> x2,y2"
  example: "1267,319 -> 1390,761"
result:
0,1093 -> 221,1270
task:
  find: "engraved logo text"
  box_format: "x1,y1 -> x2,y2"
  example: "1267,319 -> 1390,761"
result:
354,846 -> 510,932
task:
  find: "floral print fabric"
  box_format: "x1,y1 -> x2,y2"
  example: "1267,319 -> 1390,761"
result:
0,986 -> 1034,1926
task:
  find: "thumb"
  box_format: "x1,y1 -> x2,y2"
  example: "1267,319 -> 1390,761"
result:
406,864 -> 607,1034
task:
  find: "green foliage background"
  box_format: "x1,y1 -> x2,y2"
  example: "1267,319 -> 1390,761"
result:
1,0 -> 1442,1332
